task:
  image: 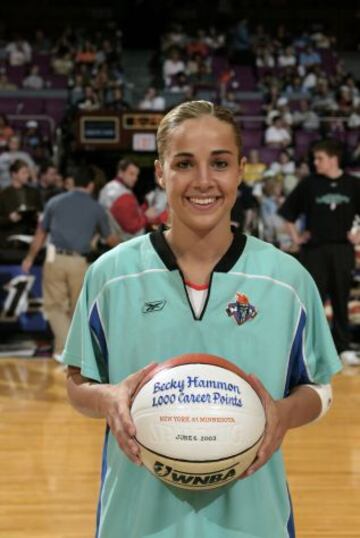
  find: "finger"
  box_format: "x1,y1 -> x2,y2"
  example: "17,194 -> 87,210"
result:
110,418 -> 142,465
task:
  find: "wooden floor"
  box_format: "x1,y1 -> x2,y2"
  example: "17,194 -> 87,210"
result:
0,359 -> 359,538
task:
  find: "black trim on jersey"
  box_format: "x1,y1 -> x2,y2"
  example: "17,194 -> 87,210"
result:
149,226 -> 247,321
149,225 -> 247,273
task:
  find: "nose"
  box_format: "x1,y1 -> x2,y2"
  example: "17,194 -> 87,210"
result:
195,164 -> 213,190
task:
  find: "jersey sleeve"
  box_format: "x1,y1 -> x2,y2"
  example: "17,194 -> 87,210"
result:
62,265 -> 109,383
278,177 -> 308,222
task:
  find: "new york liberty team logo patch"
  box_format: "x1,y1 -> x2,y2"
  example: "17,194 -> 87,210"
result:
226,293 -> 257,326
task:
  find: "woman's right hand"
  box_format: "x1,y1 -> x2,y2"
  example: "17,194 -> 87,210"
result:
99,363 -> 157,465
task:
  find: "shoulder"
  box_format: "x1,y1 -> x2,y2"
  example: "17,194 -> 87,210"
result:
84,234 -> 164,298
238,236 -> 317,302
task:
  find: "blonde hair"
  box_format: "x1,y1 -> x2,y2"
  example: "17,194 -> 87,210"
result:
156,100 -> 242,163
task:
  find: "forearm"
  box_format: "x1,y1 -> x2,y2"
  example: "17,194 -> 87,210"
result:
284,221 -> 300,244
26,226 -> 47,261
66,367 -> 112,419
277,385 -> 323,430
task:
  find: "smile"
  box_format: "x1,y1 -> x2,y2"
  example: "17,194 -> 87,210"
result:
186,196 -> 221,208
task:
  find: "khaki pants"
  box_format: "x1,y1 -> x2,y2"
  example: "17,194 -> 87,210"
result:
42,254 -> 88,354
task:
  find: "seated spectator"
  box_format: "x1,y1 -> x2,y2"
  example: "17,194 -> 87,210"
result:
107,86 -> 130,112
311,79 -> 337,114
243,149 -> 266,184
292,99 -> 320,130
0,136 -> 37,188
0,160 -> 42,248
284,75 -> 310,97
52,51 -> 74,76
22,120 -> 46,153
265,115 -> 292,148
77,85 -> 101,111
336,86 -> 354,116
22,65 -> 45,90
275,96 -> 293,127
221,91 -> 243,114
161,23 -> 187,52
218,68 -> 240,98
0,114 -> 14,149
169,72 -> 191,93
75,40 -> 97,65
6,37 -> 32,66
138,87 -> 165,111
186,52 -> 204,76
278,46 -> 297,67
188,62 -> 215,87
205,25 -> 225,52
93,63 -> 111,93
68,73 -> 85,105
256,46 -> 275,68
299,45 -> 321,67
163,48 -> 186,87
0,70 -> 17,90
270,150 -> 296,175
301,66 -> 318,91
186,29 -> 210,58
282,160 -> 310,196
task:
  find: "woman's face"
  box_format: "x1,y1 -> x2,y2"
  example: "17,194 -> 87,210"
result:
155,115 -> 245,235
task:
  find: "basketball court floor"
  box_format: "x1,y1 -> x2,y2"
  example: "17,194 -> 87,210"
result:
0,357 -> 359,537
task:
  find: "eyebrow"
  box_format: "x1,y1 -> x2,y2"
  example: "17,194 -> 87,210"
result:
173,150 -> 234,158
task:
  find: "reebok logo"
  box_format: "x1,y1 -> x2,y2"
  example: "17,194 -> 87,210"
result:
142,300 -> 167,313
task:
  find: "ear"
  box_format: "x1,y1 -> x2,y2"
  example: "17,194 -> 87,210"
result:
238,156 -> 247,186
154,159 -> 165,189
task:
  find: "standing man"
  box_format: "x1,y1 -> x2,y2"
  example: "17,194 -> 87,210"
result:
99,158 -> 157,240
279,139 -> 360,365
22,165 -> 119,361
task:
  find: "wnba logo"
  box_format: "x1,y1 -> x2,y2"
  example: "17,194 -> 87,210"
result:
153,460 -> 236,488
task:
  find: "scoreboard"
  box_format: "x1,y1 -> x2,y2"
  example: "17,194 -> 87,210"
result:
76,111 -> 164,152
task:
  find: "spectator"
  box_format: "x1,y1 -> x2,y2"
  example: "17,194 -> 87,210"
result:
109,165 -> 157,240
52,51 -> 74,76
138,87 -> 165,111
299,45 -> 321,67
99,159 -> 140,210
33,29 -> 51,53
256,46 -> 275,68
163,48 -> 186,87
260,177 -> 293,249
22,65 -> 45,90
0,160 -> 42,248
169,72 -> 191,94
278,46 -> 297,68
311,79 -> 337,114
348,104 -> 360,129
0,136 -> 37,188
0,114 -> 14,149
77,85 -> 101,111
292,99 -> 320,131
6,36 -> 32,65
22,120 -> 44,152
186,29 -> 210,58
107,86 -> 130,112
243,149 -> 266,184
75,40 -> 96,65
0,70 -> 17,90
221,91 -> 243,114
265,115 -> 292,148
270,150 -> 296,176
37,162 -> 63,203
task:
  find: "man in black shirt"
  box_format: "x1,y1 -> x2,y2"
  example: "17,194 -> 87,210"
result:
0,159 -> 42,250
279,139 -> 360,365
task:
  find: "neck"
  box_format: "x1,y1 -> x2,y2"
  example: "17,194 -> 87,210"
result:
165,221 -> 233,265
11,179 -> 22,189
326,168 -> 343,179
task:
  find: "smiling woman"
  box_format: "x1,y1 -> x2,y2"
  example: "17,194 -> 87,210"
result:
62,100 -> 342,538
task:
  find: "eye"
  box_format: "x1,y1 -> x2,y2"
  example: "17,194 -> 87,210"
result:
175,160 -> 193,169
212,159 -> 229,169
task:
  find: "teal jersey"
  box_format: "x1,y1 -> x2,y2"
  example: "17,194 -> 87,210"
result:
63,229 -> 341,538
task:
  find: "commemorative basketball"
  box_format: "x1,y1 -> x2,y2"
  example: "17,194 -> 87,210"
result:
131,354 -> 266,490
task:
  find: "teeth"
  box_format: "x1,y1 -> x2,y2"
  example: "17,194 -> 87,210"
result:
189,197 -> 216,205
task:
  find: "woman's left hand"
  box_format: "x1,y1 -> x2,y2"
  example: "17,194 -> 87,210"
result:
240,374 -> 289,478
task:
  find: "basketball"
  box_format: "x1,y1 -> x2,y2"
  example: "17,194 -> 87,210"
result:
131,353 -> 266,490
